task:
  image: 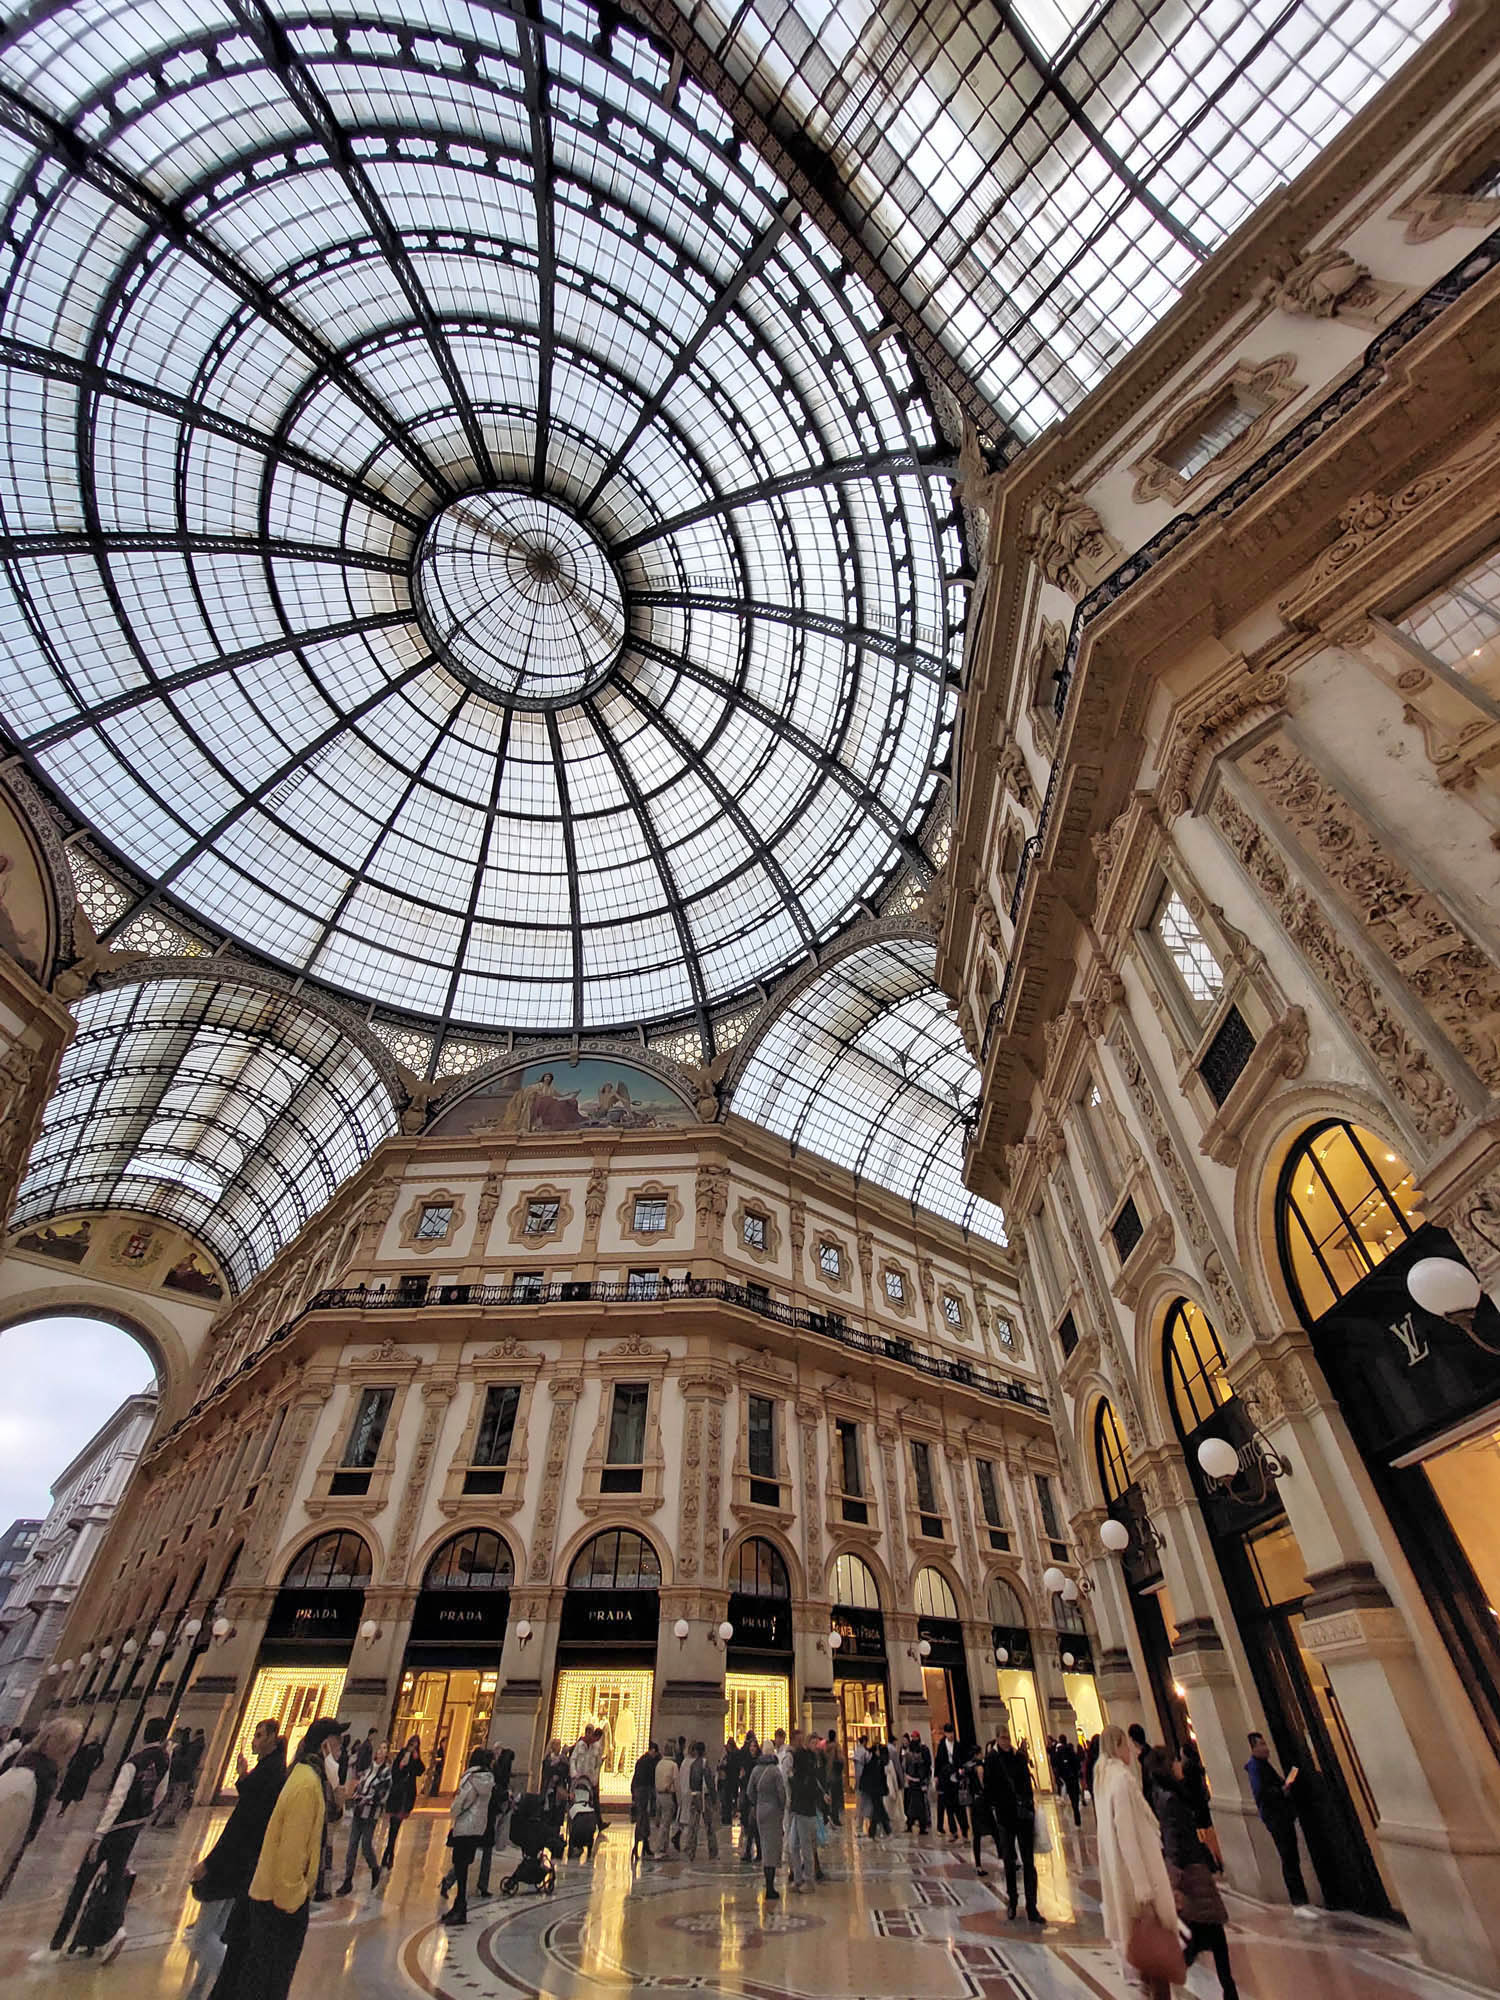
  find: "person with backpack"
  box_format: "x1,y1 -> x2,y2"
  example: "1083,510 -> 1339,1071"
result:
33,1716 -> 172,1964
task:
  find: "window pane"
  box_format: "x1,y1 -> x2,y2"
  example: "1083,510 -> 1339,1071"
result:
343,1389 -> 393,1469
607,1384 -> 649,1465
526,1200 -> 560,1236
838,1420 -> 862,1497
416,1203 -> 453,1240
474,1385 -> 520,1468
1399,544 -> 1500,683
912,1439 -> 937,1513
748,1395 -> 776,1480
633,1197 -> 668,1233
1154,888 -> 1224,1010
977,1459 -> 1002,1528
1280,1122 -> 1423,1322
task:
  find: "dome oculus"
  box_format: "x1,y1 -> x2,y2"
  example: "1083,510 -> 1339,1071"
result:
413,492 -> 625,709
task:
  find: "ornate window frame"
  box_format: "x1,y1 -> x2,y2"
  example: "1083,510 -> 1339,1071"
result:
439,1339 -> 542,1520
1130,355 -> 1301,504
879,1259 -> 914,1317
508,1184 -> 573,1248
823,1390 -> 881,1546
733,1199 -> 780,1262
399,1190 -> 466,1253
306,1344 -> 419,1518
616,1181 -> 683,1247
902,1422 -> 955,1558
730,1358 -> 797,1528
1395,108 -> 1500,243
812,1232 -> 851,1294
578,1338 -> 669,1517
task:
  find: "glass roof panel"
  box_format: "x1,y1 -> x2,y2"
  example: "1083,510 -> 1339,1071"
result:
732,937 -> 1006,1241
11,979 -> 399,1290
670,0 -> 1445,441
0,0 -> 957,1043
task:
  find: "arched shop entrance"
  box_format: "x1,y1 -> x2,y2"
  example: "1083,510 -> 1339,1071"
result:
392,1529 -> 512,1794
724,1537 -> 793,1745
989,1576 -> 1049,1792
1095,1393 -> 1187,1751
1052,1591 -> 1104,1742
829,1552 -> 889,1757
231,1531 -> 370,1779
913,1567 -> 974,1745
1165,1250 -> 1394,1917
551,1528 -> 661,1803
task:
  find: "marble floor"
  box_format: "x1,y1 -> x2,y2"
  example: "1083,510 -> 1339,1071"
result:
0,1791 -> 1482,2000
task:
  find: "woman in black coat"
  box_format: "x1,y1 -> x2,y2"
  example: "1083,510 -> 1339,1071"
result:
858,1744 -> 891,1837
381,1737 -> 426,1868
1145,1748 -> 1239,2000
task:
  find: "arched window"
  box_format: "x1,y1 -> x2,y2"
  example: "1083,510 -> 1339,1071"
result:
831,1552 -> 880,1610
988,1575 -> 1026,1626
424,1529 -> 514,1591
1278,1120 -> 1423,1323
282,1530 -> 371,1589
913,1567 -> 959,1620
1053,1591 -> 1086,1635
733,1537 -> 790,1598
1094,1398 -> 1131,1504
1164,1298 -> 1232,1435
567,1528 -> 661,1591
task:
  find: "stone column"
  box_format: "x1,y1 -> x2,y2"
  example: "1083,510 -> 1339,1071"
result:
656,1589 -> 727,1757
491,1585 -> 554,1782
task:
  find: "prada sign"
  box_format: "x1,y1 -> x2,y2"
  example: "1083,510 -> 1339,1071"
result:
558,1589 -> 659,1647
408,1590 -> 510,1646
727,1592 -> 791,1654
264,1589 -> 363,1644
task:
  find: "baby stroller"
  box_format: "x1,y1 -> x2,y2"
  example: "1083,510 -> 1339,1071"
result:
501,1791 -> 559,1897
565,1777 -> 600,1863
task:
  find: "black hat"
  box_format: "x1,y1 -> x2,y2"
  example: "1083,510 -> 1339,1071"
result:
301,1717 -> 346,1754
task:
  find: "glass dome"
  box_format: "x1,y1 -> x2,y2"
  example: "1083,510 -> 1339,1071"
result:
0,0 -> 961,1040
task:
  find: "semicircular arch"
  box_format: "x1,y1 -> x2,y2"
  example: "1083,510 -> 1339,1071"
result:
723,1526 -> 803,1600
0,1289 -> 181,1419
826,1544 -> 891,1609
910,1558 -> 967,1621
558,1523 -> 668,1592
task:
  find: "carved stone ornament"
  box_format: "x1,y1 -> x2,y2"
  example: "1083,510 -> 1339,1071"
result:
857,1230 -> 874,1285
996,736 -> 1038,814
1158,669 -> 1289,820
789,1200 -> 806,1259
1393,111 -> 1500,243
1264,246 -> 1392,324
529,1376 -> 581,1581
1024,485 -> 1124,600
507,1183 -> 573,1248
472,1336 -> 533,1362
1208,786 -> 1461,1142
1131,356 -> 1301,506
1242,735 -> 1500,1092
584,1165 -> 609,1229
1292,460 -> 1484,606
695,1164 -> 730,1231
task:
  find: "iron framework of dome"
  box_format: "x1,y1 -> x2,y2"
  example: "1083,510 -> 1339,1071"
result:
0,0 -> 962,1049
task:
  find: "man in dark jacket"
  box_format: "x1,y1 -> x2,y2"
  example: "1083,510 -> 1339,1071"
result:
987,1724 -> 1041,1923
184,1721 -> 286,2000
55,1738 -> 104,1814
1052,1735 -> 1082,1826
933,1723 -> 967,1838
35,1716 -> 172,1963
1245,1732 -> 1312,1911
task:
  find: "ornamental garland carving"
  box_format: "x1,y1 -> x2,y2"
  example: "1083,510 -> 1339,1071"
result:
1241,735 -> 1500,1091
1025,485 -> 1124,600
392,1381 -> 455,1576
529,1378 -> 581,1582
241,1392 -> 323,1584
800,1413 -> 823,1577
677,1400 -> 703,1580
704,1401 -> 724,1560
1049,1165 -> 1145,1439
1208,787 -> 1461,1142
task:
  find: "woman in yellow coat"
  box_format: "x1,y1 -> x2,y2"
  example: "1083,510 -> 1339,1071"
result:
210,1717 -> 343,2000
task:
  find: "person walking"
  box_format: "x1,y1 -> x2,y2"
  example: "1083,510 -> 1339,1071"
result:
0,1726 -> 27,1775
1244,1731 -> 1314,1912
1053,1734 -> 1083,1827
352,1728 -> 378,1779
32,1715 -> 172,1964
785,1745 -> 821,1892
441,1746 -> 494,1927
717,1739 -> 737,1828
736,1732 -> 761,1862
0,1718 -> 81,1901
1095,1724 -> 1181,1999
680,1741 -> 718,1861
1146,1748 -> 1239,2000
746,1744 -> 786,1900
901,1732 -> 932,1832
989,1724 -> 1042,1922
934,1723 -> 966,1839
336,1740 -> 390,1895
477,1747 -> 514,1898
965,1741 -> 1000,1876
155,1727 -> 197,1828
207,1716 -> 341,2000
55,1736 -> 104,1816
184,1720 -> 286,2000
651,1740 -> 679,1859
630,1742 -> 658,1862
380,1736 -> 425,1869
823,1731 -> 844,1826
1179,1743 -> 1221,1870
858,1742 -> 891,1837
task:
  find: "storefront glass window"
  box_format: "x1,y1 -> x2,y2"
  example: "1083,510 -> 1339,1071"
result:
550,1668 -> 653,1801
831,1552 -> 880,1610
282,1530 -> 372,1589
1095,1398 -> 1132,1503
568,1528 -> 661,1591
1165,1297 -> 1233,1433
1278,1121 -> 1424,1323
424,1529 -> 514,1591
1422,1426 -> 1500,1617
725,1671 -> 790,1745
734,1537 -> 790,1597
914,1568 -> 959,1619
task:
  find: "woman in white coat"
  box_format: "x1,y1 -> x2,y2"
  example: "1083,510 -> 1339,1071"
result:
1094,1724 -> 1180,1998
0,1719 -> 83,1899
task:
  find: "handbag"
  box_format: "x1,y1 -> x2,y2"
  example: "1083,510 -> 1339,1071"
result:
1126,1908 -> 1188,1984
814,1814 -> 829,1848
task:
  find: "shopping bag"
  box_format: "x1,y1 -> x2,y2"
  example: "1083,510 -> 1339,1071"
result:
1126,1908 -> 1187,1984
72,1864 -> 136,1952
1030,1809 -> 1051,1855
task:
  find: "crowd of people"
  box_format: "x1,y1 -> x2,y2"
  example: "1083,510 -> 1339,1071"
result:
0,1701 -> 1315,1996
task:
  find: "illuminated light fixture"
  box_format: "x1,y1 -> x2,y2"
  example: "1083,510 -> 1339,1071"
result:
1061,1578 -> 1080,1604
181,1618 -> 202,1641
99,1645 -> 114,1662
673,1617 -> 691,1644
1407,1256 -> 1494,1350
1062,1652 -> 1076,1669
994,1646 -> 1009,1666
211,1617 -> 233,1641
60,1659 -> 74,1674
359,1619 -> 380,1644
148,1629 -> 168,1649
44,1663 -> 59,1678
515,1619 -> 533,1646
1099,1518 -> 1130,1553
1042,1566 -> 1066,1596
712,1620 -> 734,1648
1196,1426 -> 1290,1506
828,1630 -> 843,1652
121,1638 -> 138,1657
79,1651 -> 93,1669
919,1637 -> 932,1658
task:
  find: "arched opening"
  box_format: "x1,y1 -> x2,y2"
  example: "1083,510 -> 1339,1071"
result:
228,1530 -> 374,1784
913,1565 -> 973,1746
829,1552 -> 888,1755
1093,1397 -> 1131,1504
553,1531 -> 662,1801
0,1313 -> 159,1733
1276,1120 -> 1423,1324
1090,1391 -> 1174,1753
987,1575 -> 1047,1784
725,1537 -> 794,1746
1164,1297 -> 1232,1432
393,1529 -> 516,1793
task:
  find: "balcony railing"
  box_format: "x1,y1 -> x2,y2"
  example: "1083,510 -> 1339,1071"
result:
166,1275 -> 1048,1442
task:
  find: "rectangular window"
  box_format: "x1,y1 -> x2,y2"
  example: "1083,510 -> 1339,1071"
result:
1056,1310 -> 1078,1359
512,1270 -> 544,1301
632,1196 -> 668,1233
1160,383 -> 1265,483
415,1202 -> 453,1240
1110,1198 -> 1144,1263
1199,1003 -> 1256,1105
1153,886 -> 1224,1013
742,1211 -> 767,1251
837,1419 -> 863,1497
942,1293 -> 962,1327
884,1269 -> 906,1304
994,1318 -> 1015,1350
525,1198 -> 560,1236
473,1385 -> 520,1468
1396,541 -> 1500,680
747,1394 -> 777,1481
625,1268 -> 659,1299
976,1458 -> 1003,1529
911,1439 -> 938,1515
396,1272 -> 428,1301
607,1384 -> 648,1466
818,1242 -> 841,1278
1035,1473 -> 1068,1558
343,1388 -> 394,1468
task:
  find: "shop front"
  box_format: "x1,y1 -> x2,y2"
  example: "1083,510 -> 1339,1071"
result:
724,1537 -> 794,1744
913,1567 -> 974,1744
1057,1633 -> 1104,1741
391,1529 -> 511,1793
229,1530 -> 369,1781
991,1623 -> 1049,1791
550,1528 -> 660,1803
